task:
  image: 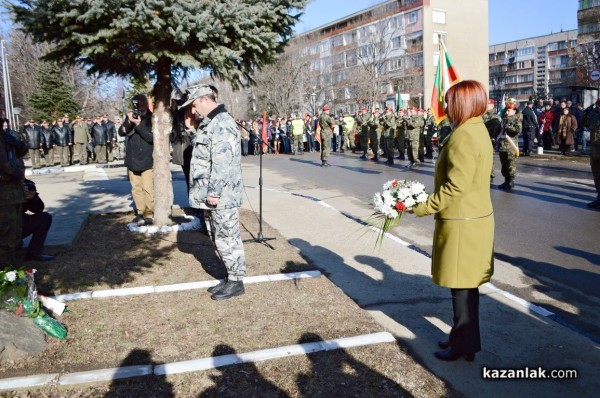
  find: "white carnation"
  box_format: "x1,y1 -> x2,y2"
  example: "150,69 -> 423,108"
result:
410,182 -> 426,196
5,271 -> 16,282
404,197 -> 416,208
416,192 -> 429,203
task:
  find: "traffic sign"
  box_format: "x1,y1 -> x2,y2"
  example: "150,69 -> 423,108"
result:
591,70 -> 600,81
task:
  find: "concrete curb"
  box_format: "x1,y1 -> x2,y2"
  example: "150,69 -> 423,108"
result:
0,332 -> 395,391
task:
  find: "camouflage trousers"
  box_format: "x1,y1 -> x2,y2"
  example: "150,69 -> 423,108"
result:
395,133 -> 406,157
321,132 -> 332,160
342,133 -> 354,150
369,131 -> 380,156
385,137 -> 395,159
407,131 -> 421,162
207,207 -> 246,281
292,134 -> 303,154
499,151 -> 517,180
0,203 -> 22,266
359,133 -> 369,154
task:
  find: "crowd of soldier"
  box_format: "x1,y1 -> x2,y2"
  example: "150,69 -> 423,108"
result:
19,114 -> 125,169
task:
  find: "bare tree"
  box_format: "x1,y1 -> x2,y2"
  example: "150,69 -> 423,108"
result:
570,42 -> 600,87
251,53 -> 313,116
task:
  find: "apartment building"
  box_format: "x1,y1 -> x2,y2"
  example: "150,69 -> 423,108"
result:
287,0 -> 488,114
489,31 -> 578,106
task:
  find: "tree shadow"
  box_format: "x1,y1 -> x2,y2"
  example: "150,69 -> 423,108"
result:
103,349 -> 173,398
295,332 -> 410,397
538,180 -> 596,194
198,344 -> 289,398
554,246 -> 600,266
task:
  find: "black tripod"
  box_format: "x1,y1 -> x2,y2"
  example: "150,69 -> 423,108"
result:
239,122 -> 276,249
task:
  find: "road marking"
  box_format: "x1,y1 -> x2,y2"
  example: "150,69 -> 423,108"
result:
0,332 -> 395,391
51,271 -> 322,302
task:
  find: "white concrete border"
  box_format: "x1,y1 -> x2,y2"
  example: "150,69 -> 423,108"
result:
52,271 -> 322,302
0,332 -> 396,391
126,215 -> 201,234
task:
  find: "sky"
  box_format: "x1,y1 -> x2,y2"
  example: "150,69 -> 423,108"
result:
294,0 -> 579,45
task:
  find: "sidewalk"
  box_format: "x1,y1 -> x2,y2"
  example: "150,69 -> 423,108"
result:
30,160 -> 599,397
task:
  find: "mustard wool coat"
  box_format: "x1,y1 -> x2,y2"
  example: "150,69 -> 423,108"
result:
413,117 -> 495,288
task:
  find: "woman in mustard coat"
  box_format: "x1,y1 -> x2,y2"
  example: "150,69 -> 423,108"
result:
412,80 -> 494,362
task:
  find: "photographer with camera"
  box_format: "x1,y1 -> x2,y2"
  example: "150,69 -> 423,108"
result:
21,178 -> 54,261
119,94 -> 154,225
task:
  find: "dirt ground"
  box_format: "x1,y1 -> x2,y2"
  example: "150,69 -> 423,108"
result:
0,210 -> 458,397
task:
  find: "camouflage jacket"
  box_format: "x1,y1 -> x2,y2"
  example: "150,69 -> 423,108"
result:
0,130 -> 26,206
357,113 -> 370,135
482,109 -> 502,141
406,115 -> 425,137
367,114 -> 380,133
499,113 -> 522,153
382,114 -> 396,136
437,118 -> 453,148
583,106 -> 600,149
189,105 -> 243,210
318,112 -> 333,135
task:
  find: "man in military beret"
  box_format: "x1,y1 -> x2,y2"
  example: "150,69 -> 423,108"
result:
498,98 -> 522,190
318,105 -> 334,166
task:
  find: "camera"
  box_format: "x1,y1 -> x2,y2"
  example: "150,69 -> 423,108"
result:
132,98 -> 140,118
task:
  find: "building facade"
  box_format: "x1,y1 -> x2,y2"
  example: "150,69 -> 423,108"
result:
287,0 -> 488,115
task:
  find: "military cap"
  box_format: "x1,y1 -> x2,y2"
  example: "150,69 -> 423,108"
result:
178,84 -> 215,109
322,105 -> 330,111
488,99 -> 495,104
505,98 -> 518,109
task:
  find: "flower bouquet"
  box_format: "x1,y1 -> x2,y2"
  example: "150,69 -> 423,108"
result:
370,179 -> 428,245
0,266 -> 67,339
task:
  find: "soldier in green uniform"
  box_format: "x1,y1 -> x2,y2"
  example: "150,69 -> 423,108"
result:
417,108 -> 427,162
357,107 -> 370,159
395,109 -> 407,160
0,119 -> 27,265
482,99 -> 502,182
341,112 -> 355,153
437,117 -> 453,147
368,108 -> 381,161
498,98 -> 522,190
382,107 -> 396,165
424,108 -> 436,159
582,98 -> 600,208
318,105 -> 334,167
405,107 -> 425,168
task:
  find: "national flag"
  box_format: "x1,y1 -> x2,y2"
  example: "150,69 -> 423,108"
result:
395,86 -> 403,111
261,110 -> 267,153
430,37 -> 460,124
499,93 -> 507,118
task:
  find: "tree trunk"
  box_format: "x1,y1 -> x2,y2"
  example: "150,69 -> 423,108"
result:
152,60 -> 174,226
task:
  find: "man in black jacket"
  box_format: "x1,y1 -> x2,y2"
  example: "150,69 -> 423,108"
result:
52,119 -> 73,167
21,120 -> 43,169
521,100 -> 539,156
91,115 -> 109,164
119,94 -> 154,225
21,178 -> 54,261
102,114 -> 117,162
40,120 -> 55,167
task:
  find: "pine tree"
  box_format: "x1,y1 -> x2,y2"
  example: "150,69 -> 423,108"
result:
9,0 -> 307,225
28,61 -> 80,122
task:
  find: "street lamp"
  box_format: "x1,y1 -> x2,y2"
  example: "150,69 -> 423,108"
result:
417,93 -> 423,109
13,107 -> 21,128
311,92 -> 316,115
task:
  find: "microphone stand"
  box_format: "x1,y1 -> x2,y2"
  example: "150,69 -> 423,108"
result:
238,122 -> 276,249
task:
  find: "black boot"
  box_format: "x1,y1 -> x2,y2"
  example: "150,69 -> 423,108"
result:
211,280 -> 245,300
498,180 -> 511,190
587,198 -> 600,208
207,279 -> 226,294
508,178 -> 515,188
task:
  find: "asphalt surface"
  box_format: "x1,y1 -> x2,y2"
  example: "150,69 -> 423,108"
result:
21,155 -> 600,398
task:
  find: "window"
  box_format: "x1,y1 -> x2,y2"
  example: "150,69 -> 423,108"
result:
518,61 -> 525,69
547,42 -> 558,51
332,53 -> 345,68
391,36 -> 405,50
517,47 -> 534,57
433,32 -> 446,45
320,40 -> 330,52
346,50 -> 357,67
408,11 -> 418,24
432,9 -> 446,24
579,22 -> 600,34
389,57 -> 402,71
579,0 -> 600,10
358,45 -> 373,58
332,35 -> 345,48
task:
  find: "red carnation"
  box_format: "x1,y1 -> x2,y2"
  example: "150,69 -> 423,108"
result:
391,180 -> 399,188
395,201 -> 406,211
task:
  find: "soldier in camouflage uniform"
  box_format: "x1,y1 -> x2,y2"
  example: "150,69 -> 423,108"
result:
0,119 -> 27,266
381,107 -> 396,165
357,107 -> 370,159
424,108 -> 436,159
318,105 -> 334,167
367,108 -> 381,161
582,98 -> 600,208
498,98 -> 522,190
482,99 -> 502,182
417,108 -> 427,162
182,84 -> 247,300
405,108 -> 425,168
395,109 -> 407,160
341,112 -> 355,153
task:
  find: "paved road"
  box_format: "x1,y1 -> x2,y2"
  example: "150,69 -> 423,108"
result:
241,150 -> 600,341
